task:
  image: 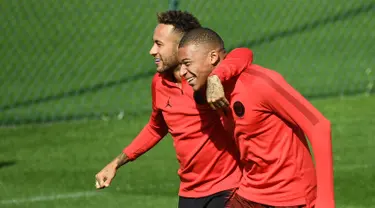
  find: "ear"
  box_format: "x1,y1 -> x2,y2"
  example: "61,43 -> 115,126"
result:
209,50 -> 220,66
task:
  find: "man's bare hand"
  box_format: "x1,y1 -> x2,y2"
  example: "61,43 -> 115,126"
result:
95,153 -> 129,189
95,161 -> 117,189
206,75 -> 229,110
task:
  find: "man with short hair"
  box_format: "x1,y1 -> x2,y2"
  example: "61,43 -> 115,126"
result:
95,11 -> 254,208
178,27 -> 335,208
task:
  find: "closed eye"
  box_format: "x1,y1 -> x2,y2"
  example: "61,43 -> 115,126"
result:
155,41 -> 162,46
181,60 -> 191,66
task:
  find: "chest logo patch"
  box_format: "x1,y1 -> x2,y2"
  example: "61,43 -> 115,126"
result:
166,97 -> 172,108
233,101 -> 245,117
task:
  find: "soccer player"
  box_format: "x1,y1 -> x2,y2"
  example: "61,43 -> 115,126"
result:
95,11 -> 254,208
178,27 -> 335,208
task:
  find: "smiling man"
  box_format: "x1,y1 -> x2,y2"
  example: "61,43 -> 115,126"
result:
95,11 -> 254,208
178,27 -> 335,208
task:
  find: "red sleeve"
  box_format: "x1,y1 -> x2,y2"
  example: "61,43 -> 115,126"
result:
259,71 -> 334,206
123,75 -> 169,161
210,48 -> 253,82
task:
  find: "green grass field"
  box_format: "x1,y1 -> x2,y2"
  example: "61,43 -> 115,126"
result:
1,95 -> 375,207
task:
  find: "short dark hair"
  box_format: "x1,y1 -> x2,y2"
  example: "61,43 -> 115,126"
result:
157,10 -> 201,34
178,27 -> 225,50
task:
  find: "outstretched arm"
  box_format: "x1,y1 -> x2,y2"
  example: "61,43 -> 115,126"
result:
95,113 -> 168,189
95,75 -> 169,189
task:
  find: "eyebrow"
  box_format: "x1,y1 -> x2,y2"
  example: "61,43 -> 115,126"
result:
181,58 -> 190,62
153,38 -> 162,43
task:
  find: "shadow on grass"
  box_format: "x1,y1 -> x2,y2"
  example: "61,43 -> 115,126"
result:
0,70 -> 155,112
0,160 -> 16,169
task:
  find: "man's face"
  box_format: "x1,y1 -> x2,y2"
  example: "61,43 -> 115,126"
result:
149,24 -> 181,73
178,44 -> 214,91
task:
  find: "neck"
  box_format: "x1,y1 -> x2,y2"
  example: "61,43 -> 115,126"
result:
213,51 -> 228,68
163,66 -> 182,84
173,66 -> 182,83
219,51 -> 227,61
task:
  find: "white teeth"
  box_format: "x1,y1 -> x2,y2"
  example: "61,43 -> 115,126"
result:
155,58 -> 160,62
187,77 -> 194,83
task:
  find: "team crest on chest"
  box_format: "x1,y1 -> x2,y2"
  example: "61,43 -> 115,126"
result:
233,101 -> 245,117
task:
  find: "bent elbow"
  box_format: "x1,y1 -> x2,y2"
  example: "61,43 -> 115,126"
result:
321,117 -> 331,128
319,117 -> 332,138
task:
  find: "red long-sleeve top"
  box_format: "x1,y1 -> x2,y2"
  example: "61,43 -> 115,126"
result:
123,48 -> 254,197
220,63 -> 334,207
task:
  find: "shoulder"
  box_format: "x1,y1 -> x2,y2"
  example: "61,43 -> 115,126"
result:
226,64 -> 287,102
238,64 -> 285,89
152,73 -> 162,84
151,73 -> 163,90
226,47 -> 254,59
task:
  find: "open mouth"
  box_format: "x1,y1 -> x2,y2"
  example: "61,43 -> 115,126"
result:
155,58 -> 161,64
186,77 -> 196,85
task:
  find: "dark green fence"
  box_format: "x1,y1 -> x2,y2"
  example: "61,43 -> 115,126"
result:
1,0 -> 374,125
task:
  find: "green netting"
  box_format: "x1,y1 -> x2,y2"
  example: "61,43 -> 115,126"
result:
0,0 -> 374,125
